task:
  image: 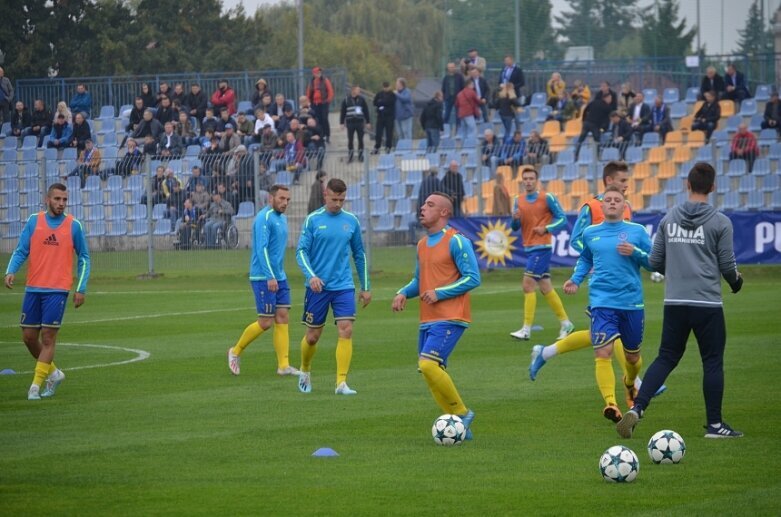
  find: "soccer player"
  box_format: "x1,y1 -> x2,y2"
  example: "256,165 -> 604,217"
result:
228,185 -> 299,377
562,186 -> 652,422
392,192 -> 480,438
508,165 -> 574,341
296,178 -> 371,395
4,183 -> 90,400
618,162 -> 744,439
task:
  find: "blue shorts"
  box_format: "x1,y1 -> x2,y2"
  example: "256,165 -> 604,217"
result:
524,249 -> 552,279
21,291 -> 68,328
590,307 -> 644,351
252,279 -> 291,317
418,322 -> 467,368
302,288 -> 355,328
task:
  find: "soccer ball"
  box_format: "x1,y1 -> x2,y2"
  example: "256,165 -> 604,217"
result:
647,430 -> 686,464
432,414 -> 466,446
599,445 -> 639,483
650,272 -> 665,283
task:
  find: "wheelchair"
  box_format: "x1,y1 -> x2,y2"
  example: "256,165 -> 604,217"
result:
175,218 -> 239,250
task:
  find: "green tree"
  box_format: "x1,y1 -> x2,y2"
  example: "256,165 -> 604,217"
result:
735,0 -> 773,55
555,0 -> 638,59
639,0 -> 696,58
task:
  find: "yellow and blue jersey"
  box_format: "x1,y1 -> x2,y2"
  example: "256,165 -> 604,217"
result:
296,207 -> 369,291
570,220 -> 652,310
250,206 -> 288,281
5,212 -> 90,294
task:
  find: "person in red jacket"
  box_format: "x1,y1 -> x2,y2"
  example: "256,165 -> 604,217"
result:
306,67 -> 334,143
729,123 -> 758,173
211,80 -> 236,116
455,79 -> 480,143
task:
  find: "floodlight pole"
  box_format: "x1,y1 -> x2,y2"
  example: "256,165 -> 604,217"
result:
514,0 -> 520,63
297,0 -> 305,96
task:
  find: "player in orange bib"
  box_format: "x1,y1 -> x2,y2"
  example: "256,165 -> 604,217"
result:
5,183 -> 90,400
393,192 -> 481,439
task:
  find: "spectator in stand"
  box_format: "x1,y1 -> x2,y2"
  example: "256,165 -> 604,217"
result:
546,72 -> 566,108
625,92 -> 651,144
340,84 -> 371,162
176,198 -> 197,248
724,64 -> 751,104
594,81 -> 618,112
211,80 -> 236,116
617,83 -> 636,117
571,79 -> 591,109
218,123 -> 241,153
501,55 -> 526,101
133,108 -> 164,142
115,138 -> 143,177
275,104 -> 295,134
269,93 -> 292,125
303,117 -> 325,169
215,107 -> 236,138
126,97 -> 146,136
11,101 -> 32,138
455,79 -> 481,143
466,48 -> 486,75
0,67 -> 13,125
604,111 -> 633,159
495,82 -> 522,143
306,67 -> 334,143
163,169 -> 185,229
481,128 -> 500,169
499,130 -> 526,177
442,62 -> 464,136
142,134 -> 157,155
549,89 -> 578,129
575,92 -> 613,160
297,95 -> 313,125
200,107 -> 219,137
729,123 -> 758,173
442,160 -> 466,217
394,77 -> 414,141
191,182 -> 210,217
175,110 -> 197,146
204,191 -> 235,248
68,83 -> 92,118
372,81 -> 395,154
53,101 -> 73,126
158,121 -> 183,157
761,91 -> 781,135
283,131 -> 306,185
469,67 -> 490,123
185,83 -> 208,122
692,90 -> 721,140
419,90 -> 443,152
418,166 -> 441,211
170,83 -> 186,107
251,78 -> 271,109
47,114 -> 72,149
139,83 -> 156,109
258,124 -> 278,167
156,82 -> 172,106
235,111 -> 254,145
185,165 -> 210,193
524,130 -> 550,166
492,171 -> 512,216
29,99 -> 52,146
699,66 -> 725,101
68,139 -> 101,187
649,95 -> 673,143
155,95 -> 176,126
141,165 -> 167,206
70,112 -> 92,151
307,170 -> 327,214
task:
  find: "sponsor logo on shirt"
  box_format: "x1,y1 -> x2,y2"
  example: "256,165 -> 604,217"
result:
43,234 -> 59,246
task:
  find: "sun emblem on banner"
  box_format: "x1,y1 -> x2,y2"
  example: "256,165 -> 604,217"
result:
475,220 -> 518,267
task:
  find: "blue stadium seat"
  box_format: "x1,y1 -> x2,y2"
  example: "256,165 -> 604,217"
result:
725,115 -> 741,132
152,203 -> 167,220
540,164 -> 557,182
397,212 -> 418,231
394,139 -> 413,155
1,190 -> 20,209
600,147 -> 620,162
106,174 -> 123,191
127,203 -> 146,221
383,168 -> 401,185
370,198 -> 389,216
388,183 -> 406,200
749,114 -> 764,133
663,88 -> 680,104
578,147 -> 594,165
97,105 -> 115,120
670,102 -> 687,119
3,136 -> 18,149
1,148 -> 15,162
695,144 -> 713,161
3,221 -> 24,239
62,148 -> 77,161
374,214 -> 394,232
21,135 -> 38,151
522,121 -> 538,134
83,175 -> 101,192
752,158 -> 771,176
1,205 -> 20,223
648,193 -> 667,212
535,106 -> 552,123
769,142 -> 781,160
346,184 -> 361,201
44,147 -> 58,161
275,171 -> 292,186
1,123 -> 11,137
85,205 -> 105,221
641,132 -> 660,149
562,163 -> 580,181
720,191 -> 740,210
369,183 -> 384,200
745,191 -> 764,210
102,132 -> 117,146
772,190 -> 781,209
556,149 -> 575,165
106,221 -> 127,236
235,201 -> 255,219
107,204 -> 127,221
128,219 -> 147,236
761,173 -> 780,192
727,160 -> 747,177
377,154 -> 396,171
625,146 -> 644,164
86,220 -> 106,237
758,128 -> 777,146
22,162 -> 38,178
405,169 -> 422,186
237,101 -> 253,114
529,92 -> 547,109
672,191 -> 688,205
684,87 -> 699,104
107,188 -> 123,205
153,219 -> 171,235
20,177 -> 38,194
737,175 -> 755,193
68,204 -> 84,221
65,176 -> 81,193
84,189 -> 103,206
45,161 -> 59,182
754,84 -> 771,102
710,130 -> 730,148
185,145 -> 200,157
642,89 -> 657,104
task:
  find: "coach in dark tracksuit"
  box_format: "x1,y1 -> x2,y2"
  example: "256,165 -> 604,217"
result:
372,82 -> 396,154
340,85 -> 371,162
575,93 -> 613,160
618,162 -> 744,440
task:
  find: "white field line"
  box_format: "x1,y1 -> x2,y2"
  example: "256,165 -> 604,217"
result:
0,342 -> 150,375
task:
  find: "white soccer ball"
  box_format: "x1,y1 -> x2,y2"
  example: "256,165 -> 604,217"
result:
647,430 -> 686,464
599,445 -> 640,482
650,272 -> 665,283
432,414 -> 466,446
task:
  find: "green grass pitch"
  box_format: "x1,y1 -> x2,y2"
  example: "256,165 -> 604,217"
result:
1,249 -> 780,515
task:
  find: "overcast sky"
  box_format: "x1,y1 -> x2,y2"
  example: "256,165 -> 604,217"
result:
223,0 -> 780,56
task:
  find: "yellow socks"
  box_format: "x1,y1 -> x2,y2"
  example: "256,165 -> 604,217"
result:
543,290 -> 569,321
231,322 -> 263,356
624,354 -> 643,387
273,323 -> 290,369
418,359 -> 468,415
612,339 -> 630,379
300,336 -> 316,372
595,357 -> 617,406
335,337 -> 352,386
523,292 -> 537,327
555,330 -> 592,354
48,362 -> 58,375
32,361 -> 50,388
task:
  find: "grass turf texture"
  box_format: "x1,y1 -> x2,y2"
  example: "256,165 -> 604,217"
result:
1,248 -> 780,516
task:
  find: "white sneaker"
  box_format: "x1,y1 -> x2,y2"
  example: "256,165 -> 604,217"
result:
227,348 -> 240,375
335,382 -> 357,395
298,371 -> 312,393
28,385 -> 41,401
510,326 -> 531,340
557,320 -> 575,340
277,365 -> 300,376
41,368 -> 65,398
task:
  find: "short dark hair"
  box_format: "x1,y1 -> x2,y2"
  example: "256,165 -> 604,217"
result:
315,170 -> 327,180
430,191 -> 454,204
609,110 -> 620,118
326,178 -> 347,194
688,162 -> 716,195
48,182 -> 67,194
603,185 -> 625,198
269,184 -> 290,195
519,165 -> 538,178
602,161 -> 628,185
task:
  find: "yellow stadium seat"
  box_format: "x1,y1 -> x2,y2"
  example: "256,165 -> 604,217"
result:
640,177 -> 660,196
719,100 -> 735,118
687,130 -> 706,149
627,192 -> 644,210
557,194 -> 574,212
546,179 -> 566,197
495,165 -> 513,180
664,130 -> 684,148
648,146 -> 667,164
632,162 -> 651,179
570,179 -> 590,197
693,100 -> 704,115
564,119 -> 582,138
678,115 -> 693,132
658,161 -> 677,179
465,196 -> 478,214
672,145 -> 691,164
549,134 -> 569,153
541,120 -> 561,139
481,181 -> 494,199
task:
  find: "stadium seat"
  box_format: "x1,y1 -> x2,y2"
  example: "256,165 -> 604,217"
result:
632,161 -> 650,179
647,146 -> 666,164
737,175 -> 755,193
548,134 -> 568,153
727,160 -> 747,177
106,188 -> 123,205
769,142 -> 781,160
374,214 -> 394,232
719,100 -> 736,118
0,123 -> 11,138
128,219 -> 147,236
369,183 -> 384,200
62,148 -> 77,161
522,121 -> 538,134
720,191 -> 740,210
749,113 -> 764,132
564,119 -> 582,138
752,158 -> 771,177
83,175 -> 101,192
670,102 -> 687,119
663,88 -> 680,104
758,128 -> 777,147
97,105 -> 115,120
529,92 -> 547,109
671,146 -> 691,164
275,171 -> 292,186
17,178 -> 35,195
556,149 -> 575,165
546,179 -> 565,196
235,201 -> 255,219
85,205 -> 105,221
725,115 -> 741,133
678,115 -> 693,132
540,120 -> 560,139
383,168 -> 401,185
3,136 -> 18,149
370,198 -> 389,216
641,132 -> 660,149
22,162 -> 39,178
754,84 -> 771,102
20,135 -> 38,151
761,173 -> 779,192
237,101 -> 253,114
695,144 -> 714,161
463,196 -> 478,214
388,183 -> 406,200
710,130 -> 730,147
738,99 -> 757,118
577,146 -> 594,164
772,191 -> 781,209
627,192 -> 644,211
686,130 -> 706,149
107,204 -> 127,221
106,220 -> 127,236
405,169 -> 422,186
153,218 -> 171,235
600,147 -> 619,162
745,191 -> 765,210
570,179 -> 589,196
562,163 -> 580,181
625,146 -> 643,164
642,89 -> 657,105
664,130 -> 684,148
84,189 -> 103,206
1,205 -> 21,223
535,106 -> 552,123
539,164 -> 557,182
658,161 -> 677,179
152,203 -> 167,220
394,139 -> 412,155
648,193 -> 667,211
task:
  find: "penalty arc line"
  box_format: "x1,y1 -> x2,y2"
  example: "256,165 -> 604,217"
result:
0,342 -> 150,375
